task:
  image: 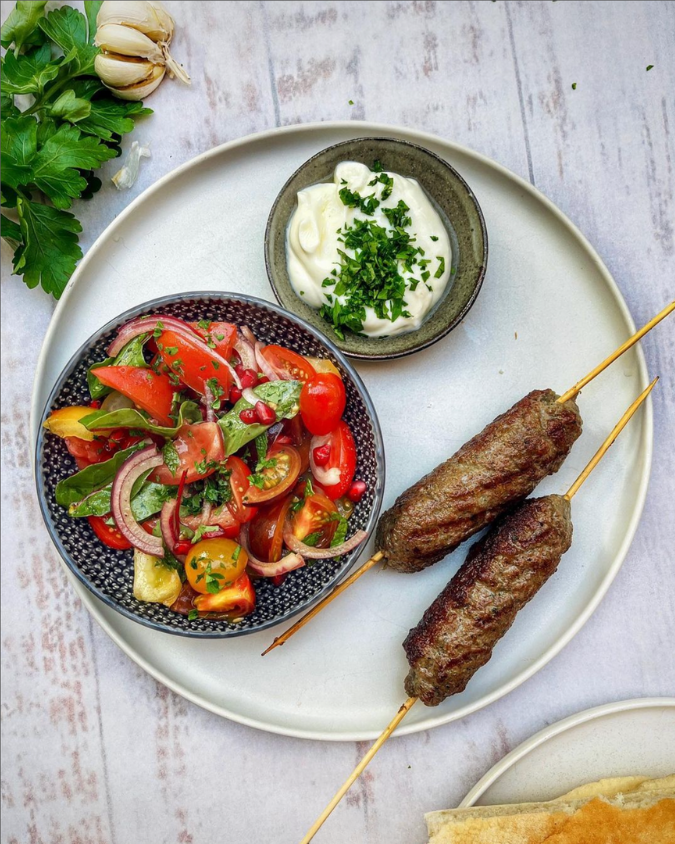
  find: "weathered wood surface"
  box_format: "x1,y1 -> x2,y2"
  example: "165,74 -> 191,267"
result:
1,2 -> 673,842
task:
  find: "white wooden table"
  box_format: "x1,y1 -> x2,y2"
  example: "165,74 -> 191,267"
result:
1,2 -> 673,842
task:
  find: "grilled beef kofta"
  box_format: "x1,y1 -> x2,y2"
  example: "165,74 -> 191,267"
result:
376,390 -> 581,573
403,494 -> 573,706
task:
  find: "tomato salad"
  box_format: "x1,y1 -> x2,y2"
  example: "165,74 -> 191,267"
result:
45,315 -> 368,622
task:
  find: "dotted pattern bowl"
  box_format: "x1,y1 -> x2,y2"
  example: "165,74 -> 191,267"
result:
35,293 -> 385,638
265,136 -> 488,360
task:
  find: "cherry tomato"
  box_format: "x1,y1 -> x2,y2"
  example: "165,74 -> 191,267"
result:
190,321 -> 238,359
151,422 -> 224,485
185,537 -> 248,594
247,494 -> 294,563
279,415 -> 311,473
193,572 -> 255,617
92,366 -> 175,427
65,436 -> 108,469
260,345 -> 316,382
313,421 -> 357,500
157,329 -> 232,400
300,373 -> 346,436
88,515 -> 132,550
244,445 -> 301,505
291,491 -> 338,548
226,456 -> 257,524
207,505 -> 241,539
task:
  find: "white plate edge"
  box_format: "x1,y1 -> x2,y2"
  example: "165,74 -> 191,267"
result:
29,121 -> 655,742
459,696 -> 675,807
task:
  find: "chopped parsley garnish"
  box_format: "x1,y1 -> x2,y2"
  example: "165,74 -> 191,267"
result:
368,171 -> 394,200
338,185 -> 380,215
194,456 -> 219,475
371,160 -> 384,173
430,235 -> 439,242
232,545 -> 241,562
197,319 -> 211,330
163,346 -> 178,355
153,321 -> 164,339
191,524 -> 220,543
162,441 -> 180,477
434,256 -> 446,278
188,609 -> 199,620
646,65 -> 654,71
571,82 -> 577,90
206,377 -> 224,409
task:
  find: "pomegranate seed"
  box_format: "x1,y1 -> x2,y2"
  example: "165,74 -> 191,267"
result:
239,408 -> 258,425
255,401 -> 276,425
90,399 -> 102,409
229,386 -> 243,404
240,369 -> 259,389
174,540 -> 192,555
313,444 -> 331,466
348,480 -> 367,503
235,363 -> 246,378
275,434 -> 293,445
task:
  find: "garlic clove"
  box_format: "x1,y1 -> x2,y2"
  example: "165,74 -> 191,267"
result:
96,1 -> 173,44
95,23 -> 164,63
105,64 -> 166,101
94,53 -> 158,88
146,1 -> 175,42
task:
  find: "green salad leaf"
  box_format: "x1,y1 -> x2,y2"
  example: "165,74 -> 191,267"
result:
218,380 -> 302,457
87,333 -> 149,399
55,443 -> 145,507
80,400 -> 202,438
69,479 -> 174,520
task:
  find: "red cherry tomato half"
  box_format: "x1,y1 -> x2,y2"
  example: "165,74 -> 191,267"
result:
314,421 -> 357,500
247,494 -> 294,563
244,445 -> 301,505
88,515 -> 132,550
92,366 -> 175,427
151,422 -> 224,485
260,345 -> 316,382
157,329 -> 232,400
291,491 -> 338,548
190,321 -> 238,360
300,373 -> 346,436
226,456 -> 257,524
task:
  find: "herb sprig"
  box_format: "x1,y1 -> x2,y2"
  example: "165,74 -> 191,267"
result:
1,1 -> 152,298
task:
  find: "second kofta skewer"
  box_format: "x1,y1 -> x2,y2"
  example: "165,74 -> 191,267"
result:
263,302 -> 673,655
298,377 -> 658,844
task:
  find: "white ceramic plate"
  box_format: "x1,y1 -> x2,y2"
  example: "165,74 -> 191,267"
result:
460,698 -> 675,807
31,122 -> 652,740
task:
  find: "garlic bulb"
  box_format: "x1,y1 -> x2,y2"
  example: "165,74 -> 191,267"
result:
94,0 -> 190,101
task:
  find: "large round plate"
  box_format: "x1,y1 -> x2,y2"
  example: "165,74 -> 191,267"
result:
30,122 -> 652,740
460,698 -> 675,807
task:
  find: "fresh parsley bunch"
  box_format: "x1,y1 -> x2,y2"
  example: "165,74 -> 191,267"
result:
1,1 -> 151,298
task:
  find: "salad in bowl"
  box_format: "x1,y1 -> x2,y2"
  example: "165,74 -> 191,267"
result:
37,295 -> 383,636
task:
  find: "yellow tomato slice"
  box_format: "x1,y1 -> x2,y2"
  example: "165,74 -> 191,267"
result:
43,406 -> 96,441
305,357 -> 341,378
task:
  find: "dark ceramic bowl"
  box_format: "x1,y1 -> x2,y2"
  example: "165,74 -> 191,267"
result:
35,293 -> 385,638
265,137 -> 488,360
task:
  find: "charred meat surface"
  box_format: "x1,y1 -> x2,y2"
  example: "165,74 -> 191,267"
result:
376,390 -> 581,572
403,494 -> 573,706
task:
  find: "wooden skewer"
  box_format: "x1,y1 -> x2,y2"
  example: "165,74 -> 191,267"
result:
298,696 -> 418,844
297,381 -> 657,844
564,377 -> 657,501
264,303 -> 672,657
557,301 -> 673,404
262,552 -> 384,655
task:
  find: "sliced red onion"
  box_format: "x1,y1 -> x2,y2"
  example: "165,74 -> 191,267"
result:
242,387 -> 259,406
240,524 -> 305,578
203,383 -> 216,423
282,522 -> 367,559
111,446 -> 164,555
159,499 -> 180,554
234,336 -> 257,371
309,434 -> 341,486
241,325 -> 258,346
255,342 -> 279,381
108,314 -> 197,356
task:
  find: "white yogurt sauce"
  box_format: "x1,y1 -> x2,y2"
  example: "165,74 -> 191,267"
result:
286,161 -> 452,337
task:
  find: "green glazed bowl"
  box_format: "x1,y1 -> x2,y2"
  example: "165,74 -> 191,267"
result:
264,137 -> 488,360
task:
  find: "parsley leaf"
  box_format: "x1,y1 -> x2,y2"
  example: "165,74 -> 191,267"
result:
0,43 -> 60,95
1,1 -> 48,55
13,196 -> 82,297
38,6 -> 98,75
162,441 -> 180,477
